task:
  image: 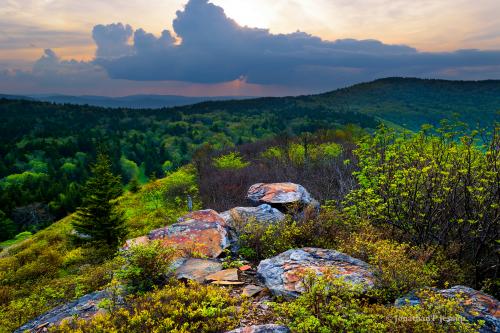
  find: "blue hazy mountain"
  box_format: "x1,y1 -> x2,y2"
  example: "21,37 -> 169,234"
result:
1,94 -> 251,109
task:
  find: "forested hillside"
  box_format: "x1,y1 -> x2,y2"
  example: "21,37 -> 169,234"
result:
1,124 -> 498,333
0,97 -> 374,239
312,78 -> 500,129
1,77 -> 499,240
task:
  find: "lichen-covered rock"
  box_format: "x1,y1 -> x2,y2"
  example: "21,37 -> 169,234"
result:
221,204 -> 285,228
15,290 -> 109,333
226,324 -> 291,333
123,235 -> 149,250
257,248 -> 374,298
395,285 -> 500,333
247,183 -> 320,218
205,268 -> 240,282
248,183 -> 313,206
174,258 -> 223,283
124,209 -> 230,258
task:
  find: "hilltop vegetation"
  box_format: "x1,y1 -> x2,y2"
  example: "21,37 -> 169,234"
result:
0,95 -> 375,239
0,166 -> 200,332
2,78 -> 499,239
313,78 -> 500,129
0,78 -> 499,332
1,124 -> 498,333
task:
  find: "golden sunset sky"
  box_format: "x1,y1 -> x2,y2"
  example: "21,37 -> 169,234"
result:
1,0 -> 499,96
2,0 -> 499,64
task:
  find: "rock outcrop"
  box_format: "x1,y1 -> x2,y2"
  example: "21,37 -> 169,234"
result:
226,325 -> 291,333
221,204 -> 285,228
174,258 -> 223,283
14,291 -> 109,333
396,285 -> 500,333
124,209 -> 230,258
257,248 -> 374,298
247,183 -> 319,218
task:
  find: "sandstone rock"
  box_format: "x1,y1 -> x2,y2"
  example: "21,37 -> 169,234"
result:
177,209 -> 227,225
15,290 -> 109,333
226,325 -> 290,333
396,285 -> 500,333
124,209 -> 230,258
257,248 -> 374,298
123,235 -> 149,250
240,265 -> 252,271
247,183 -> 319,218
175,258 -> 223,283
242,285 -> 265,297
221,205 -> 285,228
248,183 -> 312,206
211,281 -> 245,285
205,268 -> 239,282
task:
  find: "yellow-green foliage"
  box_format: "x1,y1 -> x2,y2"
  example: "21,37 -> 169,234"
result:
261,142 -> 342,165
51,280 -> 245,333
212,152 -> 250,170
344,124 -> 499,292
116,241 -> 177,293
340,228 -> 438,302
0,165 -> 201,332
0,217 -> 121,332
121,165 -> 201,237
0,231 -> 32,249
238,217 -> 303,260
274,271 -> 387,333
237,207 -> 355,261
274,273 -> 479,333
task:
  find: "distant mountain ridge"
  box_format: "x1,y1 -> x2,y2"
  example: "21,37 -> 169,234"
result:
2,77 -> 500,129
0,94 -> 252,109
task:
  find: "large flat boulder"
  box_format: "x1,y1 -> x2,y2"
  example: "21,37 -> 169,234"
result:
221,204 -> 285,228
174,258 -> 223,283
15,290 -> 109,333
247,183 -> 319,218
124,209 -> 230,258
395,285 -> 500,333
248,183 -> 313,206
226,325 -> 290,333
257,248 -> 374,298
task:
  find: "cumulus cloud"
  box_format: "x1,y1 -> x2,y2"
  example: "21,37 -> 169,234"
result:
90,0 -> 500,90
0,48 -> 292,96
92,23 -> 134,58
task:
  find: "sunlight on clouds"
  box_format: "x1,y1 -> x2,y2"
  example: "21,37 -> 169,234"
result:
2,0 -> 500,63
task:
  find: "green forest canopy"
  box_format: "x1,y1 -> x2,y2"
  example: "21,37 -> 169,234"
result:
0,77 -> 499,239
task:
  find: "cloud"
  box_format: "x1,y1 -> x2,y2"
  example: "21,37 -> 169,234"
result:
92,0 -> 500,89
0,48 -> 295,97
2,0 -> 500,96
92,23 -> 134,58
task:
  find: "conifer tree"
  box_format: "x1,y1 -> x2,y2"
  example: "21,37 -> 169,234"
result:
72,153 -> 125,248
128,176 -> 141,193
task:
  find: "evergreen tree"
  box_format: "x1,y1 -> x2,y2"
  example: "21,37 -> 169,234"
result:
72,153 -> 125,248
0,210 -> 16,241
128,176 -> 141,193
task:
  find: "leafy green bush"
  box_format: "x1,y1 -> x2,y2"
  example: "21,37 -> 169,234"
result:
237,207 -> 355,261
213,152 -> 250,170
237,217 -> 302,261
51,280 -> 246,333
116,241 -> 177,293
273,271 -> 387,333
340,227 -> 438,302
344,124 -> 500,290
274,272 -> 479,333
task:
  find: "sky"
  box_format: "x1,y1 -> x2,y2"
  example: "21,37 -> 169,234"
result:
1,0 -> 500,96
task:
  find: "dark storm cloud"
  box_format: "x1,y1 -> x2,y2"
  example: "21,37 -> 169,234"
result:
92,23 -> 134,58
89,0 -> 500,89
